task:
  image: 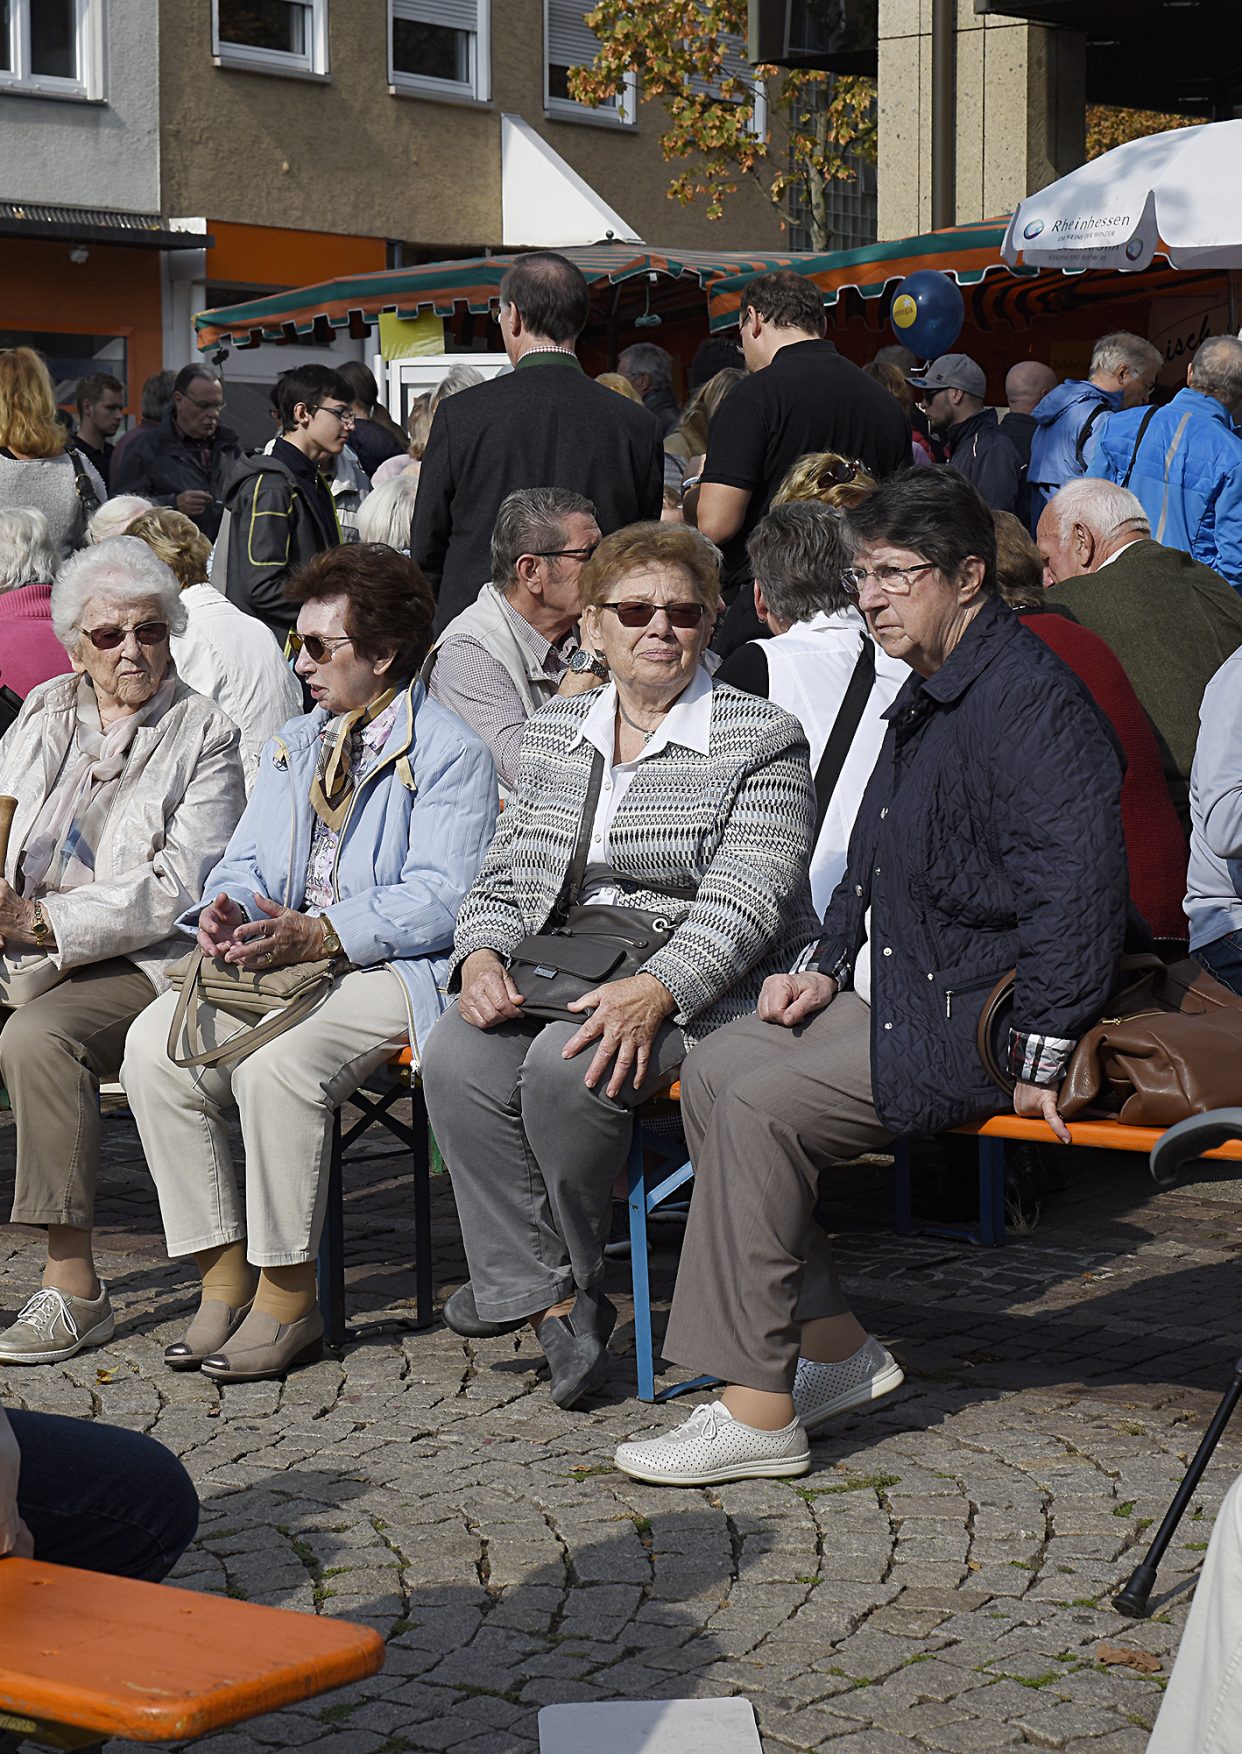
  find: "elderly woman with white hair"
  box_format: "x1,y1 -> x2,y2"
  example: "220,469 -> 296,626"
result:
0,536 -> 244,1366
356,473 -> 420,551
0,507 -> 71,699
86,494 -> 153,544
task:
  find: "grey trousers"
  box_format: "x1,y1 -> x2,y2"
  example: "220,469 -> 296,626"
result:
422,1001 -> 686,1322
662,992 -> 893,1394
0,959 -> 157,1230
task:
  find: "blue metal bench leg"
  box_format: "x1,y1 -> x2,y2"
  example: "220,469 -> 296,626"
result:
318,1110 -> 348,1347
977,1136 -> 1006,1247
627,1130 -> 657,1402
411,1081 -> 434,1330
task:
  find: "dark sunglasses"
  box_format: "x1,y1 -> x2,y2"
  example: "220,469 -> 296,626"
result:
820,457 -> 865,485
83,621 -> 168,650
288,631 -> 355,662
598,600 -> 708,629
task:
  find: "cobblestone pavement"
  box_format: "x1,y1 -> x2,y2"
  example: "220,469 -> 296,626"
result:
5,1103 -> 1242,1754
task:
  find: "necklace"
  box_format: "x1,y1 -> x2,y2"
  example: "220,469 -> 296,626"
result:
616,697 -> 664,742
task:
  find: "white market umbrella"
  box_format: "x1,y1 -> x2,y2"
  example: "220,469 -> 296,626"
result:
1003,119 -> 1242,274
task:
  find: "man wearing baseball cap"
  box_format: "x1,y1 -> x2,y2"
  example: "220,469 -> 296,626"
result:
909,353 -> 1022,515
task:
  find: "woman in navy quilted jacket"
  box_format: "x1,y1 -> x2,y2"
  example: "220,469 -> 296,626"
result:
616,468 -> 1129,1489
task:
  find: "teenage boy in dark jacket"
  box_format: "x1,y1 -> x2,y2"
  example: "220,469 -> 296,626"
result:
220,365 -> 352,640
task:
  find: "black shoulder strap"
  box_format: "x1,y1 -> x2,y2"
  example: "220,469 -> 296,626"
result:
66,444 -> 102,517
1121,404 -> 1159,489
558,748 -> 607,923
813,637 -> 876,841
1074,401 -> 1109,470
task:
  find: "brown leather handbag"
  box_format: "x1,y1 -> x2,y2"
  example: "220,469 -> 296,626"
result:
977,955 -> 1242,1127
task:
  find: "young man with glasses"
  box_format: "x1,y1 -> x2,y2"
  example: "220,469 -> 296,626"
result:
218,365 -> 354,641
113,364 -> 242,541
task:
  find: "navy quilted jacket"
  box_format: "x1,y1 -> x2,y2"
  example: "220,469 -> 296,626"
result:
811,596 -> 1128,1136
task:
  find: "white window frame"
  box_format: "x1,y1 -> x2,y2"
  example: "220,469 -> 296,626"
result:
0,0 -> 103,103
388,0 -> 490,105
543,0 -> 635,128
689,29 -> 766,140
212,0 -> 330,81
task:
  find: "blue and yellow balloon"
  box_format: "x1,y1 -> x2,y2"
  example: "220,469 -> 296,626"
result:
890,271 -> 964,360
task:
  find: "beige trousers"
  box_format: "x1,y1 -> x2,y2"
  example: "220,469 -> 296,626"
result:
1,960 -> 157,1229
661,993 -> 893,1394
120,966 -> 409,1267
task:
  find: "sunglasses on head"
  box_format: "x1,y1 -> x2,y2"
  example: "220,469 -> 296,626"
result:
83,621 -> 168,650
598,600 -> 708,629
820,457 -> 865,485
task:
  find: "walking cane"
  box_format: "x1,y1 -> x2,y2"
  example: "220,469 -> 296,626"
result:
1114,1109 -> 1242,1618
0,796 -> 16,874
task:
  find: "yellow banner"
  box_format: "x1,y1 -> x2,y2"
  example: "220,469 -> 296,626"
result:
379,311 -> 446,360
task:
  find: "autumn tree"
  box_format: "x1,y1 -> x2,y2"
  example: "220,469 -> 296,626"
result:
567,1 -> 876,252
1086,105 -> 1205,159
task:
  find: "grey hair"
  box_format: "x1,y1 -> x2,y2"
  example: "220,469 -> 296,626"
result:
1046,478 -> 1151,543
746,500 -> 856,623
0,507 -> 60,592
1190,335 -> 1242,407
51,535 -> 188,650
617,343 -> 673,387
1089,330 -> 1162,380
430,363 -> 485,413
491,487 -> 596,594
355,474 -> 420,550
87,495 -> 152,543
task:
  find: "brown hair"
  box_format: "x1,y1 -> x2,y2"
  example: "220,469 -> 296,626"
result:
0,348 -> 66,457
992,510 -> 1044,608
579,521 -> 722,611
596,371 -> 643,403
773,452 -> 878,512
738,270 -> 826,336
863,358 -> 915,419
284,543 -> 436,678
128,507 -> 211,589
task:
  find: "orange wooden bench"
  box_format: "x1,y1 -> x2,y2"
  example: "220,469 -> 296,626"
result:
0,1558 -> 384,1746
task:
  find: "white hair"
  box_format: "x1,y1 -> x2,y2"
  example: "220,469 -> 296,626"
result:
87,494 -> 153,543
1046,477 -> 1151,542
356,476 -> 419,551
51,535 -> 188,651
430,363 -> 485,413
0,507 -> 60,592
1089,331 -> 1162,380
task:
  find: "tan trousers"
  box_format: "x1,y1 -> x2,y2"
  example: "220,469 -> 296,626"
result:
1,959 -> 157,1230
120,967 -> 409,1268
661,993 -> 893,1394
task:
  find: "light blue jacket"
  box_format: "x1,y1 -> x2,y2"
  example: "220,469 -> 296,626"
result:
182,679 -> 498,1060
1089,386 -> 1242,588
1186,645 -> 1242,950
1026,378 -> 1122,529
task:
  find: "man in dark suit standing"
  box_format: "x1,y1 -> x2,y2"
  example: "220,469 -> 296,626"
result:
414,252 -> 665,631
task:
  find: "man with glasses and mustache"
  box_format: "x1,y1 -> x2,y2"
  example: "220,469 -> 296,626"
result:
219,365 -> 353,641
113,364 -> 241,542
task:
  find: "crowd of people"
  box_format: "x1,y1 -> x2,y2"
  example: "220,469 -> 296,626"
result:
6,255 -> 1242,1614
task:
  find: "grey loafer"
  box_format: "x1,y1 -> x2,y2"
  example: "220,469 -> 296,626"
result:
165,1297 -> 255,1371
537,1286 -> 617,1409
200,1306 -> 325,1382
442,1282 -> 526,1339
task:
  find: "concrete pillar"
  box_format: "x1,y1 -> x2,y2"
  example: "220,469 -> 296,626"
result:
877,0 -> 1085,240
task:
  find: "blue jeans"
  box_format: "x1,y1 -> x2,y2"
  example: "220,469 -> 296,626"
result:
1196,930 -> 1242,997
9,1411 -> 199,1582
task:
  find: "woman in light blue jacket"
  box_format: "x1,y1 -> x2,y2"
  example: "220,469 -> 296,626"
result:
122,544 -> 497,1383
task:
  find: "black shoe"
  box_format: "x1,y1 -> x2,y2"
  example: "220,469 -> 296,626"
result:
442,1282 -> 526,1338
537,1286 -> 617,1409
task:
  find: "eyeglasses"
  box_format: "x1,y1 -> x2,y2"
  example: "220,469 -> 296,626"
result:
180,394 -> 224,413
841,562 -> 939,598
316,404 -> 357,427
289,632 -> 355,662
597,600 -> 708,629
82,621 -> 169,650
530,545 -> 599,562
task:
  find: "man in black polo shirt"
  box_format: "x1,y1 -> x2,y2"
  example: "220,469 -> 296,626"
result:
219,364 -> 352,640
686,271 -> 910,655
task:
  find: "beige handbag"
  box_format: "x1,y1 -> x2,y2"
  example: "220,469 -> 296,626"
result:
165,946 -> 347,1069
0,952 -> 65,1008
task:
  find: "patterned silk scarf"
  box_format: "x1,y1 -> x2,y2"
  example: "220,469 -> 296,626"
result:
308,689 -> 398,831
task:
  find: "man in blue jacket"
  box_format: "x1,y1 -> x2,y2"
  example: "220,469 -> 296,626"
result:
1088,335 -> 1242,589
1025,331 -> 1161,532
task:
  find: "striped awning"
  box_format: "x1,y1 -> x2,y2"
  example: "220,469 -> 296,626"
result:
194,244 -> 819,350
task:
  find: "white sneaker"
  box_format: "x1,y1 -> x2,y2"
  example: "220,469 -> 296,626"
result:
793,1337 -> 904,1433
614,1400 -> 810,1486
0,1285 -> 115,1365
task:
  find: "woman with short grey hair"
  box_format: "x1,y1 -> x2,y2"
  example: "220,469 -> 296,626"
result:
0,535 -> 244,1368
0,507 -> 69,699
355,473 -> 420,550
86,494 -> 153,544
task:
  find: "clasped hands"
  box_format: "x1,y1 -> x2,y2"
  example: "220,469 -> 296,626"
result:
0,879 -> 45,951
458,949 -> 676,1098
197,891 -> 329,970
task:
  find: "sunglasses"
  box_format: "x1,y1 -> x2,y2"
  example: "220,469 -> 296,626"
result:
820,458 -> 865,485
83,621 -> 168,650
288,631 -> 355,662
597,600 -> 708,629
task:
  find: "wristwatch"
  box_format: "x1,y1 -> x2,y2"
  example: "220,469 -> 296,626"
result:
319,914 -> 343,958
30,900 -> 48,946
568,648 -> 609,680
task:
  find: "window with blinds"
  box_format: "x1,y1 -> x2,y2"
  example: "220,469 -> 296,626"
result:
544,0 -> 634,126
389,0 -> 488,101
212,0 -> 329,78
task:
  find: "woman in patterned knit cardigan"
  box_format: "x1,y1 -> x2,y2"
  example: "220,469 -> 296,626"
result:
422,521 -> 819,1410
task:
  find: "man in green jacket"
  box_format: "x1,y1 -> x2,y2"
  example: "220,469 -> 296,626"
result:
1037,476 -> 1242,831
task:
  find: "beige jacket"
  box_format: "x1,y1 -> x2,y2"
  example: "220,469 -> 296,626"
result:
0,673 -> 244,993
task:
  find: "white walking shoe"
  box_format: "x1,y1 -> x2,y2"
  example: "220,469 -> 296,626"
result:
793,1337 -> 905,1434
0,1284 -> 115,1365
614,1400 -> 810,1486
